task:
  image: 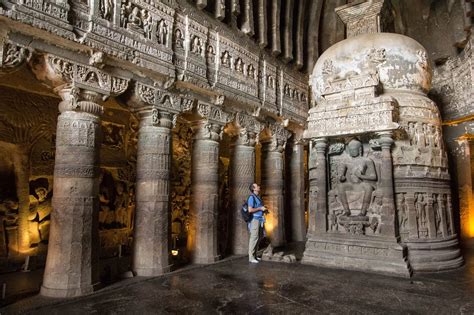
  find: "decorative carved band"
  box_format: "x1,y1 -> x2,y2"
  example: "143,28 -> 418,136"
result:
43,54 -> 130,97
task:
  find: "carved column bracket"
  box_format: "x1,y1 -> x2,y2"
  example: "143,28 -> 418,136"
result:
0,39 -> 31,75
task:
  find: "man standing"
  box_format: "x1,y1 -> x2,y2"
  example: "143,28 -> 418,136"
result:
248,183 -> 267,263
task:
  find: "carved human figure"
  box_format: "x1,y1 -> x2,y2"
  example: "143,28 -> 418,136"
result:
157,19 -> 168,46
336,139 -> 377,216
120,3 -> 128,27
425,124 -> 434,147
235,58 -> 243,73
206,45 -> 215,63
175,29 -> 184,48
247,64 -> 255,79
221,51 -> 230,67
191,36 -> 203,55
143,11 -> 153,39
414,122 -> 426,147
407,122 -> 415,145
100,0 -> 113,20
415,193 -> 427,230
397,193 -> 408,231
128,7 -> 142,28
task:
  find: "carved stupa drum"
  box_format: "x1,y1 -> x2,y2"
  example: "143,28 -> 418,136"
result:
303,31 -> 463,275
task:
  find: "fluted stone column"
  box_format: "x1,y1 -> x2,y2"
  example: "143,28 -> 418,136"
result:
230,129 -> 257,254
290,138 -> 306,241
132,109 -> 173,276
41,87 -> 103,298
261,129 -> 288,247
187,121 -> 222,264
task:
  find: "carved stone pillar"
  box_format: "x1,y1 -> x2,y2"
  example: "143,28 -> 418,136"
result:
132,108 -> 173,276
187,121 -> 222,264
229,113 -> 262,255
30,54 -> 129,297
377,132 -> 397,237
41,86 -> 103,298
261,125 -> 290,247
312,138 -> 328,235
290,138 -> 306,241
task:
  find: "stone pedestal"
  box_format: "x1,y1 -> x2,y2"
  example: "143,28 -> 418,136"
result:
41,88 -> 102,298
261,135 -> 286,247
290,140 -> 306,241
187,121 -> 221,264
132,109 -> 173,276
230,130 -> 256,255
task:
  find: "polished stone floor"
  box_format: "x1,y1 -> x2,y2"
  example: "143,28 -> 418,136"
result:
2,242 -> 474,314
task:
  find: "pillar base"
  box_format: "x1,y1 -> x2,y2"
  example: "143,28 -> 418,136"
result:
193,255 -> 221,264
40,284 -> 94,298
134,265 -> 172,277
406,235 -> 464,272
302,234 -> 412,278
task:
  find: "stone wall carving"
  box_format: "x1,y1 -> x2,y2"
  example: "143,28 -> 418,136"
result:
0,0 -> 308,125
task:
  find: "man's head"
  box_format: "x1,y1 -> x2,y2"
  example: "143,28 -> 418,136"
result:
347,139 -> 363,158
249,183 -> 261,195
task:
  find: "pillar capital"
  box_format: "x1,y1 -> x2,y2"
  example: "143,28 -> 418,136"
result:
56,85 -> 104,115
261,123 -> 291,152
377,131 -> 394,148
192,120 -> 223,141
312,137 -> 328,153
233,112 -> 264,146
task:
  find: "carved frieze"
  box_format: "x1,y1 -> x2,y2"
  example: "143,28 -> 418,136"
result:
42,55 -> 130,98
305,96 -> 399,139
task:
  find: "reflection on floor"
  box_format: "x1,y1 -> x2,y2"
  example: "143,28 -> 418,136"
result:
2,240 -> 474,314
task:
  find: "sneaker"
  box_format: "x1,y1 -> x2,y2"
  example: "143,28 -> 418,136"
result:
249,258 -> 259,263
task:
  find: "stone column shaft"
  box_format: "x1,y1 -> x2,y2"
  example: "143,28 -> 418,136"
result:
311,138 -> 327,235
378,132 -> 396,237
231,141 -> 256,254
188,121 -> 221,264
132,110 -> 173,276
290,141 -> 306,241
262,140 -> 285,247
41,88 -> 102,298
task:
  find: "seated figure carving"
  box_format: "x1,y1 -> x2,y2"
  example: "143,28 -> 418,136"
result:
335,139 -> 377,216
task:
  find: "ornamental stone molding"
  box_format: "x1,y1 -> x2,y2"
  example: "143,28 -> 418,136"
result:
31,54 -> 130,101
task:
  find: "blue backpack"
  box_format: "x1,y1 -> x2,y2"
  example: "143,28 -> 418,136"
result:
241,195 -> 255,223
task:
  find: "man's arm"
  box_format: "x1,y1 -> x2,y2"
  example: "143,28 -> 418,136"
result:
248,196 -> 265,213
